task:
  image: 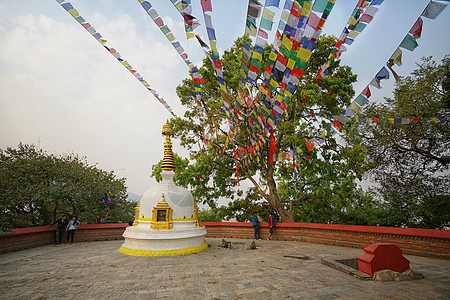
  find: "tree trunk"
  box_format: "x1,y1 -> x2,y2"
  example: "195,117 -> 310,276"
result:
266,166 -> 295,222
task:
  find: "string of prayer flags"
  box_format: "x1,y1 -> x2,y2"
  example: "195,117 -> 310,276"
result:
245,0 -> 263,37
200,0 -> 234,130
56,0 -> 178,118
138,0 -> 193,68
354,116 -> 447,124
169,0 -> 200,40
317,0 -> 385,82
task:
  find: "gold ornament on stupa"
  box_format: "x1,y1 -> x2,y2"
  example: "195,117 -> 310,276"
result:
161,120 -> 176,171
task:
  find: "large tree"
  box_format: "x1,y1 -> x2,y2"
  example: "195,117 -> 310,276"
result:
153,35 -> 373,223
346,56 -> 450,228
0,143 -> 133,230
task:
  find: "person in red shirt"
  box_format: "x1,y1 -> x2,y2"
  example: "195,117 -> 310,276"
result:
268,213 -> 276,240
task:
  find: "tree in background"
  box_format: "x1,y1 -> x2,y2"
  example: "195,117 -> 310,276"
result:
153,35 -> 373,223
0,143 -> 133,230
346,56 -> 450,228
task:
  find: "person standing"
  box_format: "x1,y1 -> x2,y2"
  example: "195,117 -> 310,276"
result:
267,213 -> 276,240
66,216 -> 81,243
49,215 -> 68,245
251,212 -> 260,240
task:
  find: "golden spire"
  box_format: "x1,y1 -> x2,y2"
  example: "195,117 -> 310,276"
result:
161,120 -> 176,171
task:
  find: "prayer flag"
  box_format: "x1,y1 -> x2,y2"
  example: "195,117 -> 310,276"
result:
375,67 -> 389,81
369,77 -> 381,89
260,17 -> 274,30
269,129 -> 276,165
399,34 -> 419,51
421,1 -> 447,19
305,140 -> 314,151
390,48 -> 402,66
201,0 -> 212,13
362,86 -> 371,98
354,94 -> 369,107
266,0 -> 280,8
409,17 -> 423,39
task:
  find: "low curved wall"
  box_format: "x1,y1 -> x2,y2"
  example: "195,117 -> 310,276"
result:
0,223 -> 128,254
1,222 -> 449,259
203,222 -> 450,259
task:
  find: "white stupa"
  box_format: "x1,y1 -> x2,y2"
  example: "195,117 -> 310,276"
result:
119,121 -> 207,256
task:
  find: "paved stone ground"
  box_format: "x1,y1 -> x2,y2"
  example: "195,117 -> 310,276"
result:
0,238 -> 449,299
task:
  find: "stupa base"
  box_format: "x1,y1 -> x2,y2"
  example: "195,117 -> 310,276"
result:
119,223 -> 208,256
119,242 -> 208,256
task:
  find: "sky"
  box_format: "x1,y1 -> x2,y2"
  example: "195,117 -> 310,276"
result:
1,0 -> 449,198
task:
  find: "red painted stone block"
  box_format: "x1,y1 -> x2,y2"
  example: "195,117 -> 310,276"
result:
356,243 -> 410,276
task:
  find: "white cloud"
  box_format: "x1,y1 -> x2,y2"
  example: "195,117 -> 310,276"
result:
0,11 -> 188,194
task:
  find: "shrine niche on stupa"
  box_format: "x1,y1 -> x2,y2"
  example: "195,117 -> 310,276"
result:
119,121 -> 207,256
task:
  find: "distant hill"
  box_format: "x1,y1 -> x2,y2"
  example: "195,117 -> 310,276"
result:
126,192 -> 141,203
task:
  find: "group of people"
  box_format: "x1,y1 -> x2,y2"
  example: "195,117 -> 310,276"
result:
251,212 -> 276,240
49,215 -> 82,244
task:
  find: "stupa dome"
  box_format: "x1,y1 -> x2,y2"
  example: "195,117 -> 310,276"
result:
139,171 -> 194,223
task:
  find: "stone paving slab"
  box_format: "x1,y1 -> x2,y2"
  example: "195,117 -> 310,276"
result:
0,238 -> 449,299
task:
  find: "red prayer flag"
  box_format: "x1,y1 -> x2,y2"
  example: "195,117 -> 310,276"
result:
257,29 -> 268,39
362,86 -> 371,98
374,118 -> 381,124
269,129 -> 276,165
201,0 -> 212,13
409,17 -> 423,39
305,140 -> 314,152
331,119 -> 342,130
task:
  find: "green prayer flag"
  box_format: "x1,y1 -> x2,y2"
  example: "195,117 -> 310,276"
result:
312,0 -> 329,13
260,17 -> 274,31
399,34 -> 418,51
160,25 -> 170,35
353,22 -> 367,32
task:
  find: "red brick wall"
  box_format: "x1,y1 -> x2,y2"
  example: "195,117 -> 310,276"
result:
201,222 -> 450,259
0,223 -> 128,254
1,222 -> 449,259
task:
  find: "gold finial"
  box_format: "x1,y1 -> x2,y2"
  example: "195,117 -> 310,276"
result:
161,120 -> 176,171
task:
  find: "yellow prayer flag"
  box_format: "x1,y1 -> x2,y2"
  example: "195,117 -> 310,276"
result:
297,48 -> 312,62
390,48 -> 402,66
348,101 -> 361,113
210,40 -> 218,54
281,10 -> 290,22
297,147 -> 303,154
347,30 -> 359,39
68,9 -> 79,18
262,8 -> 275,21
276,94 -> 283,102
320,130 -> 327,140
269,51 -> 277,61
252,51 -> 263,61
287,59 -> 295,70
259,85 -> 268,95
431,117 -> 440,123
301,2 -> 312,16
270,78 -> 278,88
388,118 -> 394,124
98,39 -> 107,45
186,32 -> 195,39
174,2 -> 184,12
240,69 -> 247,78
166,33 -> 175,41
284,90 -> 292,98
281,36 -> 293,51
347,16 -> 356,26
121,61 -> 129,66
355,117 -> 359,123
